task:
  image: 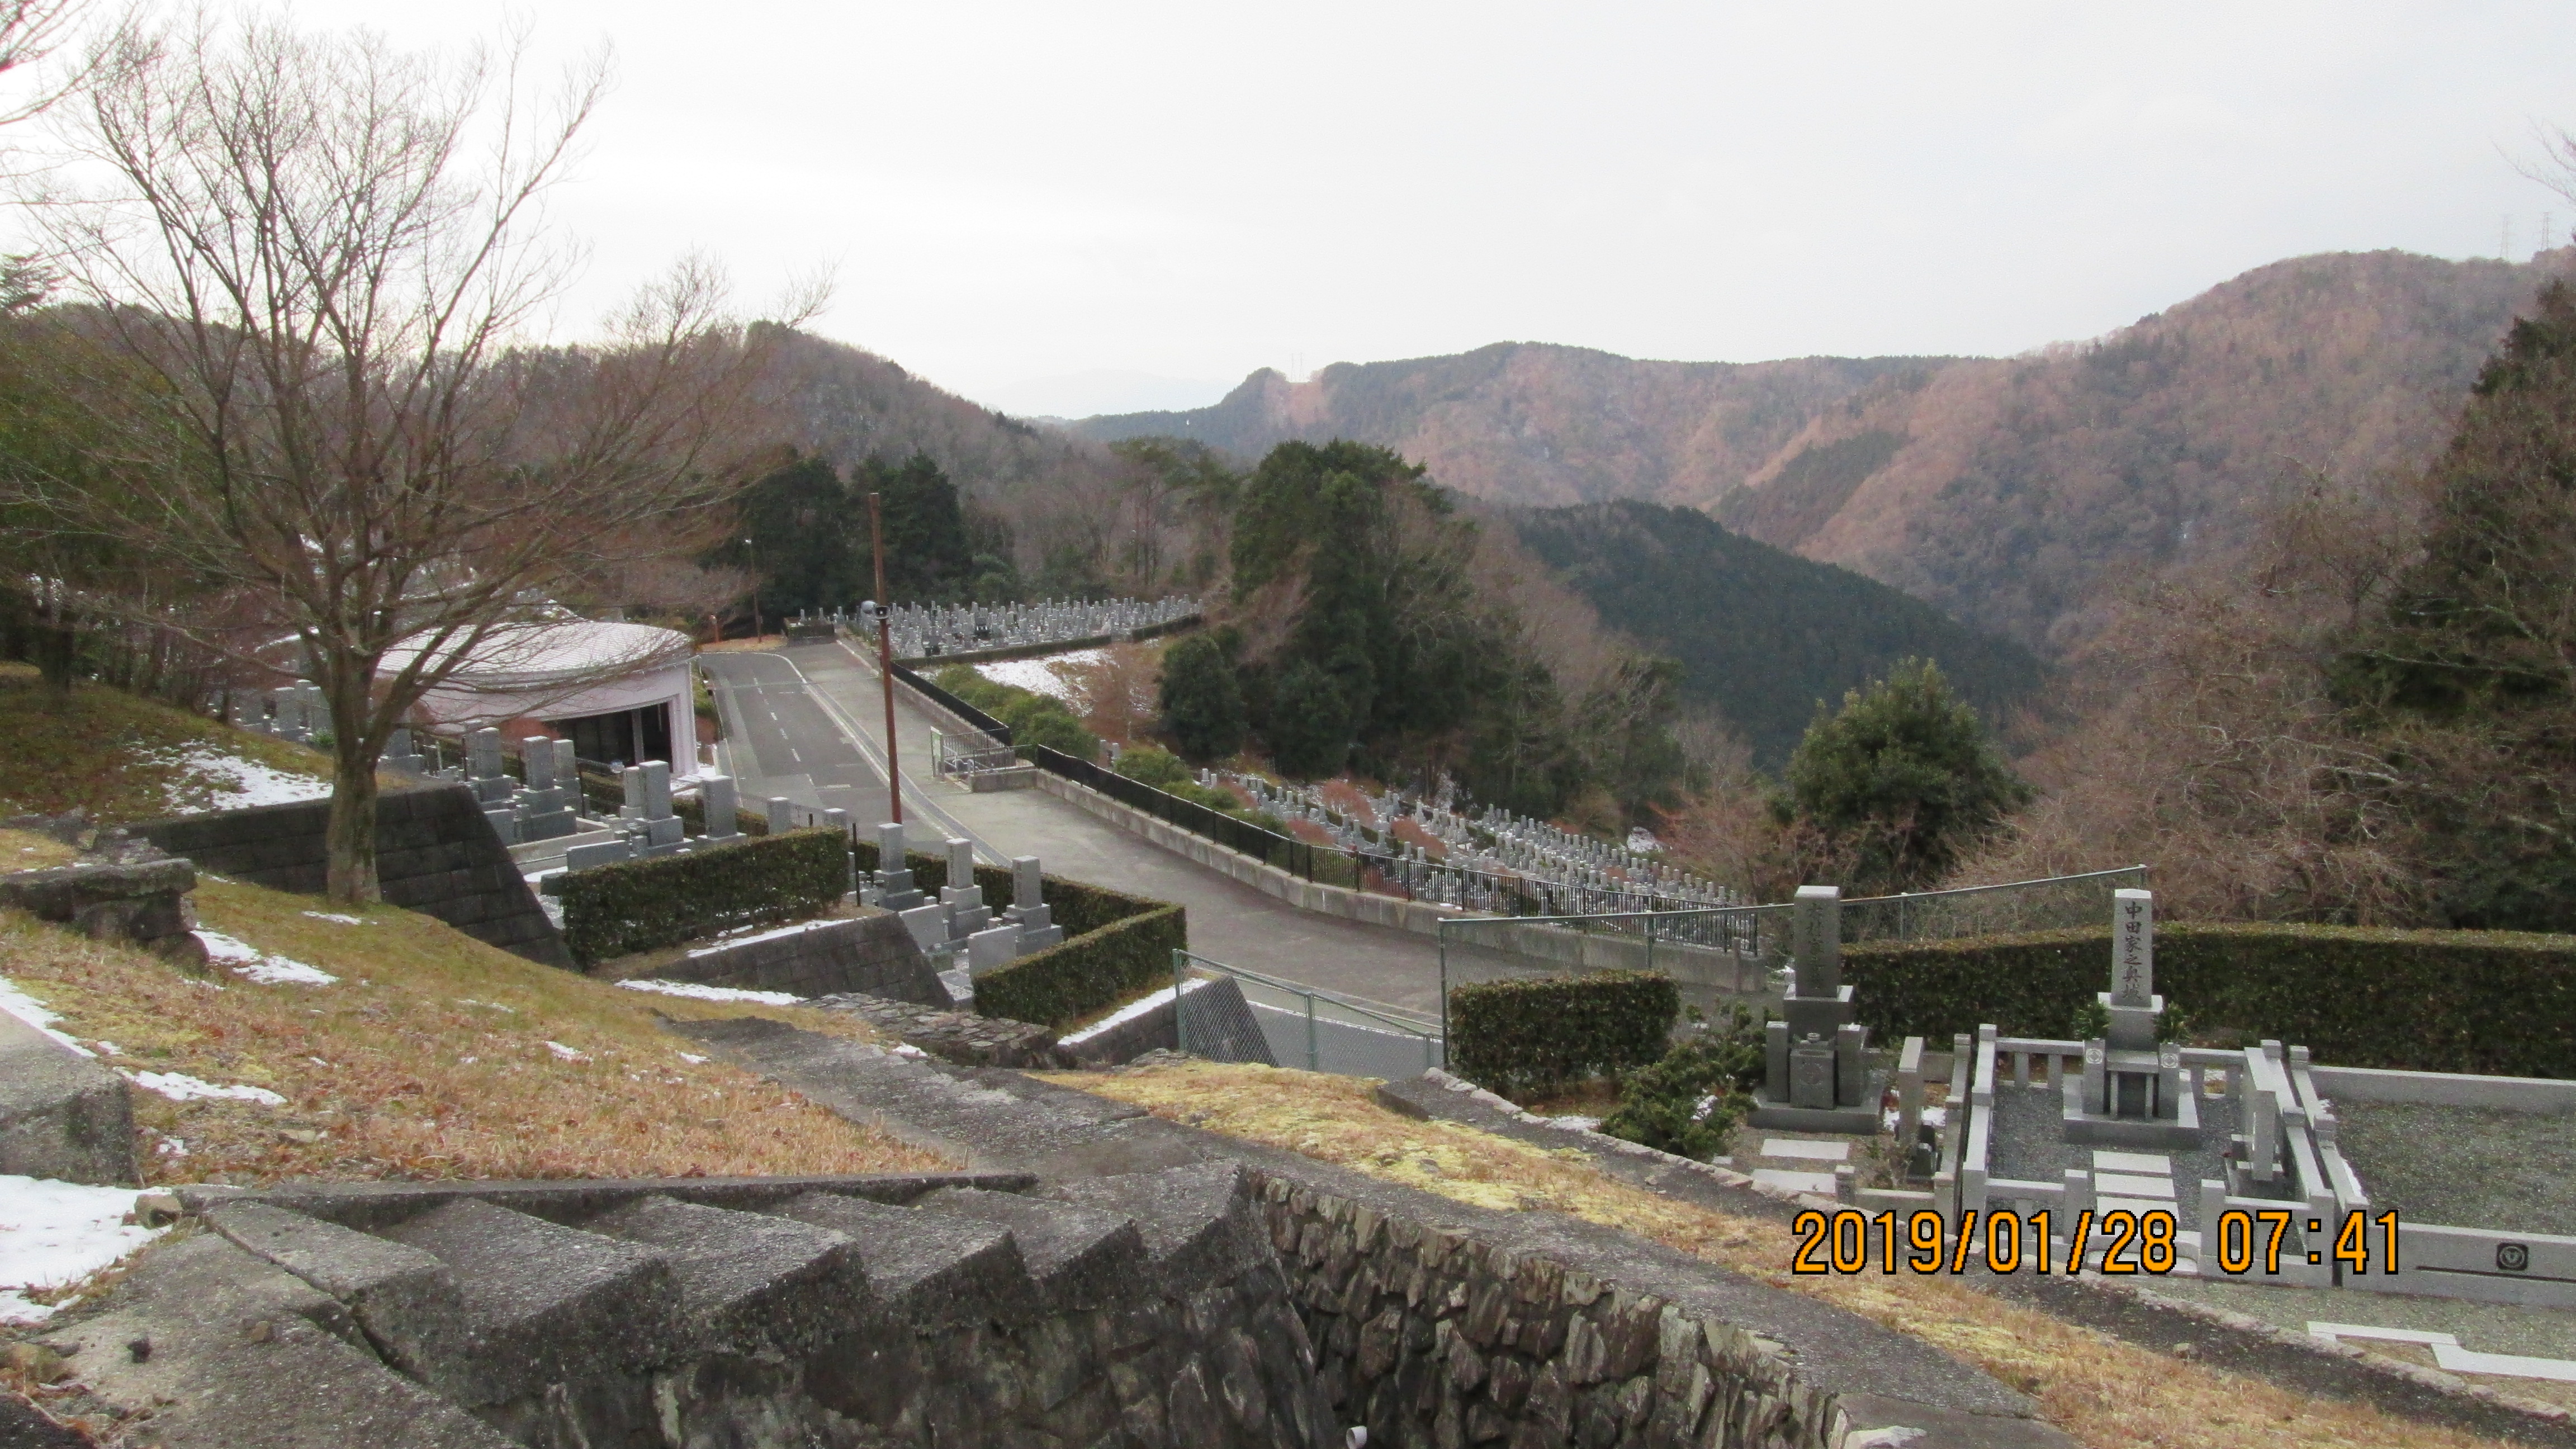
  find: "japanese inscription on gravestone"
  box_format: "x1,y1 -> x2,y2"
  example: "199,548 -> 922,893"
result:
2113,887 -> 2152,1007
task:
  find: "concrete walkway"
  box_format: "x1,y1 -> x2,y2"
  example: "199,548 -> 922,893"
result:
700,641 -> 1445,1019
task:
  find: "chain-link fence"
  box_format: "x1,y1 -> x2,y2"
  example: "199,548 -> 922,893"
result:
1435,866 -> 2149,1038
1174,950 -> 1445,1077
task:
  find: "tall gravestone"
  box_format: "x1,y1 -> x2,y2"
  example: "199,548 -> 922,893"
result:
875,821 -> 924,911
2064,887 -> 2197,1147
1753,885 -> 1878,1131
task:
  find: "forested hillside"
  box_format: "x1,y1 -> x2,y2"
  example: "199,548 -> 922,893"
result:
1512,501 -> 2043,768
1071,250 -> 2563,653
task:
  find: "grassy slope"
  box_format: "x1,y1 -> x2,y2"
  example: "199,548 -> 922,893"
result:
1,876 -> 949,1188
1065,1061 -> 2526,1449
0,662 -> 357,822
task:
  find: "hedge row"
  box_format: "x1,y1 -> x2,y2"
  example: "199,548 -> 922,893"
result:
558,828 -> 849,964
973,901 -> 1188,1031
1447,970 -> 1680,1096
1845,922 -> 2576,1078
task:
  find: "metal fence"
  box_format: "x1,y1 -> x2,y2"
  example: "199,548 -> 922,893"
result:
1434,865 -> 2151,1038
1175,950 -> 1445,1077
930,727 -> 1017,780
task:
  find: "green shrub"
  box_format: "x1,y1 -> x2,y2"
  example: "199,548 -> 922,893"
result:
557,828 -> 847,964
1115,745 -> 1191,790
974,902 -> 1187,1030
1599,1002 -> 1767,1159
1447,970 -> 1679,1096
1846,922 -> 2576,1077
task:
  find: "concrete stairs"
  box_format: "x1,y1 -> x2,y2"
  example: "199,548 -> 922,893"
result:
47,1166 -> 1333,1449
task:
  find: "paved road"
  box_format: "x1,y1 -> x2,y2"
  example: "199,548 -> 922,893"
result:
699,640 -> 1446,1018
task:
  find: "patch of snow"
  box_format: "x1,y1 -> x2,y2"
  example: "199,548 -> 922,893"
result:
973,649 -> 1104,702
675,1052 -> 708,1064
685,918 -> 838,957
195,930 -> 337,986
93,1041 -> 120,1056
0,977 -> 93,1057
456,998 -> 515,1013
155,1137 -> 187,1158
1059,977 -> 1209,1045
152,744 -> 331,812
301,911 -> 364,925
1547,1115 -> 1603,1131
618,979 -> 803,1006
544,1040 -> 589,1062
0,1175 -> 165,1325
125,1070 -> 287,1105
892,1043 -> 930,1058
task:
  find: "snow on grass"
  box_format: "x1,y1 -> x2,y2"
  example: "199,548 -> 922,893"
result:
619,978 -> 803,1006
0,1175 -> 165,1325
0,976 -> 92,1057
1059,976 -> 1209,1045
196,930 -> 338,986
544,1040 -> 589,1062
150,743 -> 332,812
125,1069 -> 286,1105
301,911 -> 365,925
973,649 -> 1104,702
685,918 -> 839,958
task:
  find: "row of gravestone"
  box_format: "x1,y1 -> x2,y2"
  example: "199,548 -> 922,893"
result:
857,821 -> 1063,1003
873,595 -> 1198,659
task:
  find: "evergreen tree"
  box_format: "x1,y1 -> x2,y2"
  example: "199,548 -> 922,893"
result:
1158,633 -> 1247,761
721,456 -> 856,617
2337,280 -> 2576,927
1783,658 -> 2029,893
859,452 -> 972,600
1268,659 -> 1352,778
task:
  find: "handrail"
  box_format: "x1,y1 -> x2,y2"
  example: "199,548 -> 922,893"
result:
1173,949 -> 1440,1036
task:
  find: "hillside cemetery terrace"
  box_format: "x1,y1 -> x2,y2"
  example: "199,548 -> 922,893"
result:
786,595 -> 1200,660
1789,886 -> 2576,1313
1208,766 -> 1737,913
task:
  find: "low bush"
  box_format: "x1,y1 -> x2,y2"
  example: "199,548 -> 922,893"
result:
558,828 -> 847,964
1599,1001 -> 1767,1159
929,664 -> 1102,763
974,899 -> 1187,1030
1845,922 -> 2576,1077
1446,970 -> 1679,1096
1114,745 -> 1190,789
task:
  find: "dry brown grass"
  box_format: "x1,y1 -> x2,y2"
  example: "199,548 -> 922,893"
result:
1062,1060 -> 2529,1449
0,829 -> 79,870
1,878 -> 951,1186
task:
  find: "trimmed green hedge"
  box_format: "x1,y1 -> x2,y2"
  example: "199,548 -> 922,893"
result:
559,828 -> 849,964
1448,970 -> 1680,1096
850,829 -> 1190,1030
974,902 -> 1188,1031
1845,923 -> 2576,1078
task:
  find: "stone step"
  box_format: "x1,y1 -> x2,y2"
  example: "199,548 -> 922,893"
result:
908,1185 -> 1147,1312
1045,1162 -> 1271,1288
582,1194 -> 869,1358
771,1190 -> 1038,1330
202,1201 -> 473,1396
377,1197 -> 680,1406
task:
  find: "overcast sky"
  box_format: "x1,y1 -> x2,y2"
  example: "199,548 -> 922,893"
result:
135,3 -> 2576,416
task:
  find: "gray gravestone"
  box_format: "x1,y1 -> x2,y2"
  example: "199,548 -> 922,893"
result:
702,773 -> 738,839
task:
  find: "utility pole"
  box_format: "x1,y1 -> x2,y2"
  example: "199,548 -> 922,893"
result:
870,492 -> 902,825
742,536 -> 760,641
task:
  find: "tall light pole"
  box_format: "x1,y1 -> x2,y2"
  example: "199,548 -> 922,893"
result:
869,493 -> 901,826
742,537 -> 759,642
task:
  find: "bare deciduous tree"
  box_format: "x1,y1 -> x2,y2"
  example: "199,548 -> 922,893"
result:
20,13 -> 808,901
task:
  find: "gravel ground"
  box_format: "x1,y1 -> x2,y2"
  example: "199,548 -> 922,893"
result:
1986,1079 -> 2249,1234
2335,1101 -> 2576,1237
2146,1274 -> 2576,1359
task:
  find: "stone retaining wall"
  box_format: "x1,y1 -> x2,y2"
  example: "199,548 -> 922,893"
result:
651,913 -> 946,1005
1256,1175 -> 1843,1449
144,785 -> 569,967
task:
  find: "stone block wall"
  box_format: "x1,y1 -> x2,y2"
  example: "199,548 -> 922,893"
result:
144,785 -> 570,967
651,913 -> 946,1005
0,856 -> 204,964
1255,1175 -> 1843,1449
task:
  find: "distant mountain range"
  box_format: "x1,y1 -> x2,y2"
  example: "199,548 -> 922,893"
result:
1071,250 -> 2566,652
